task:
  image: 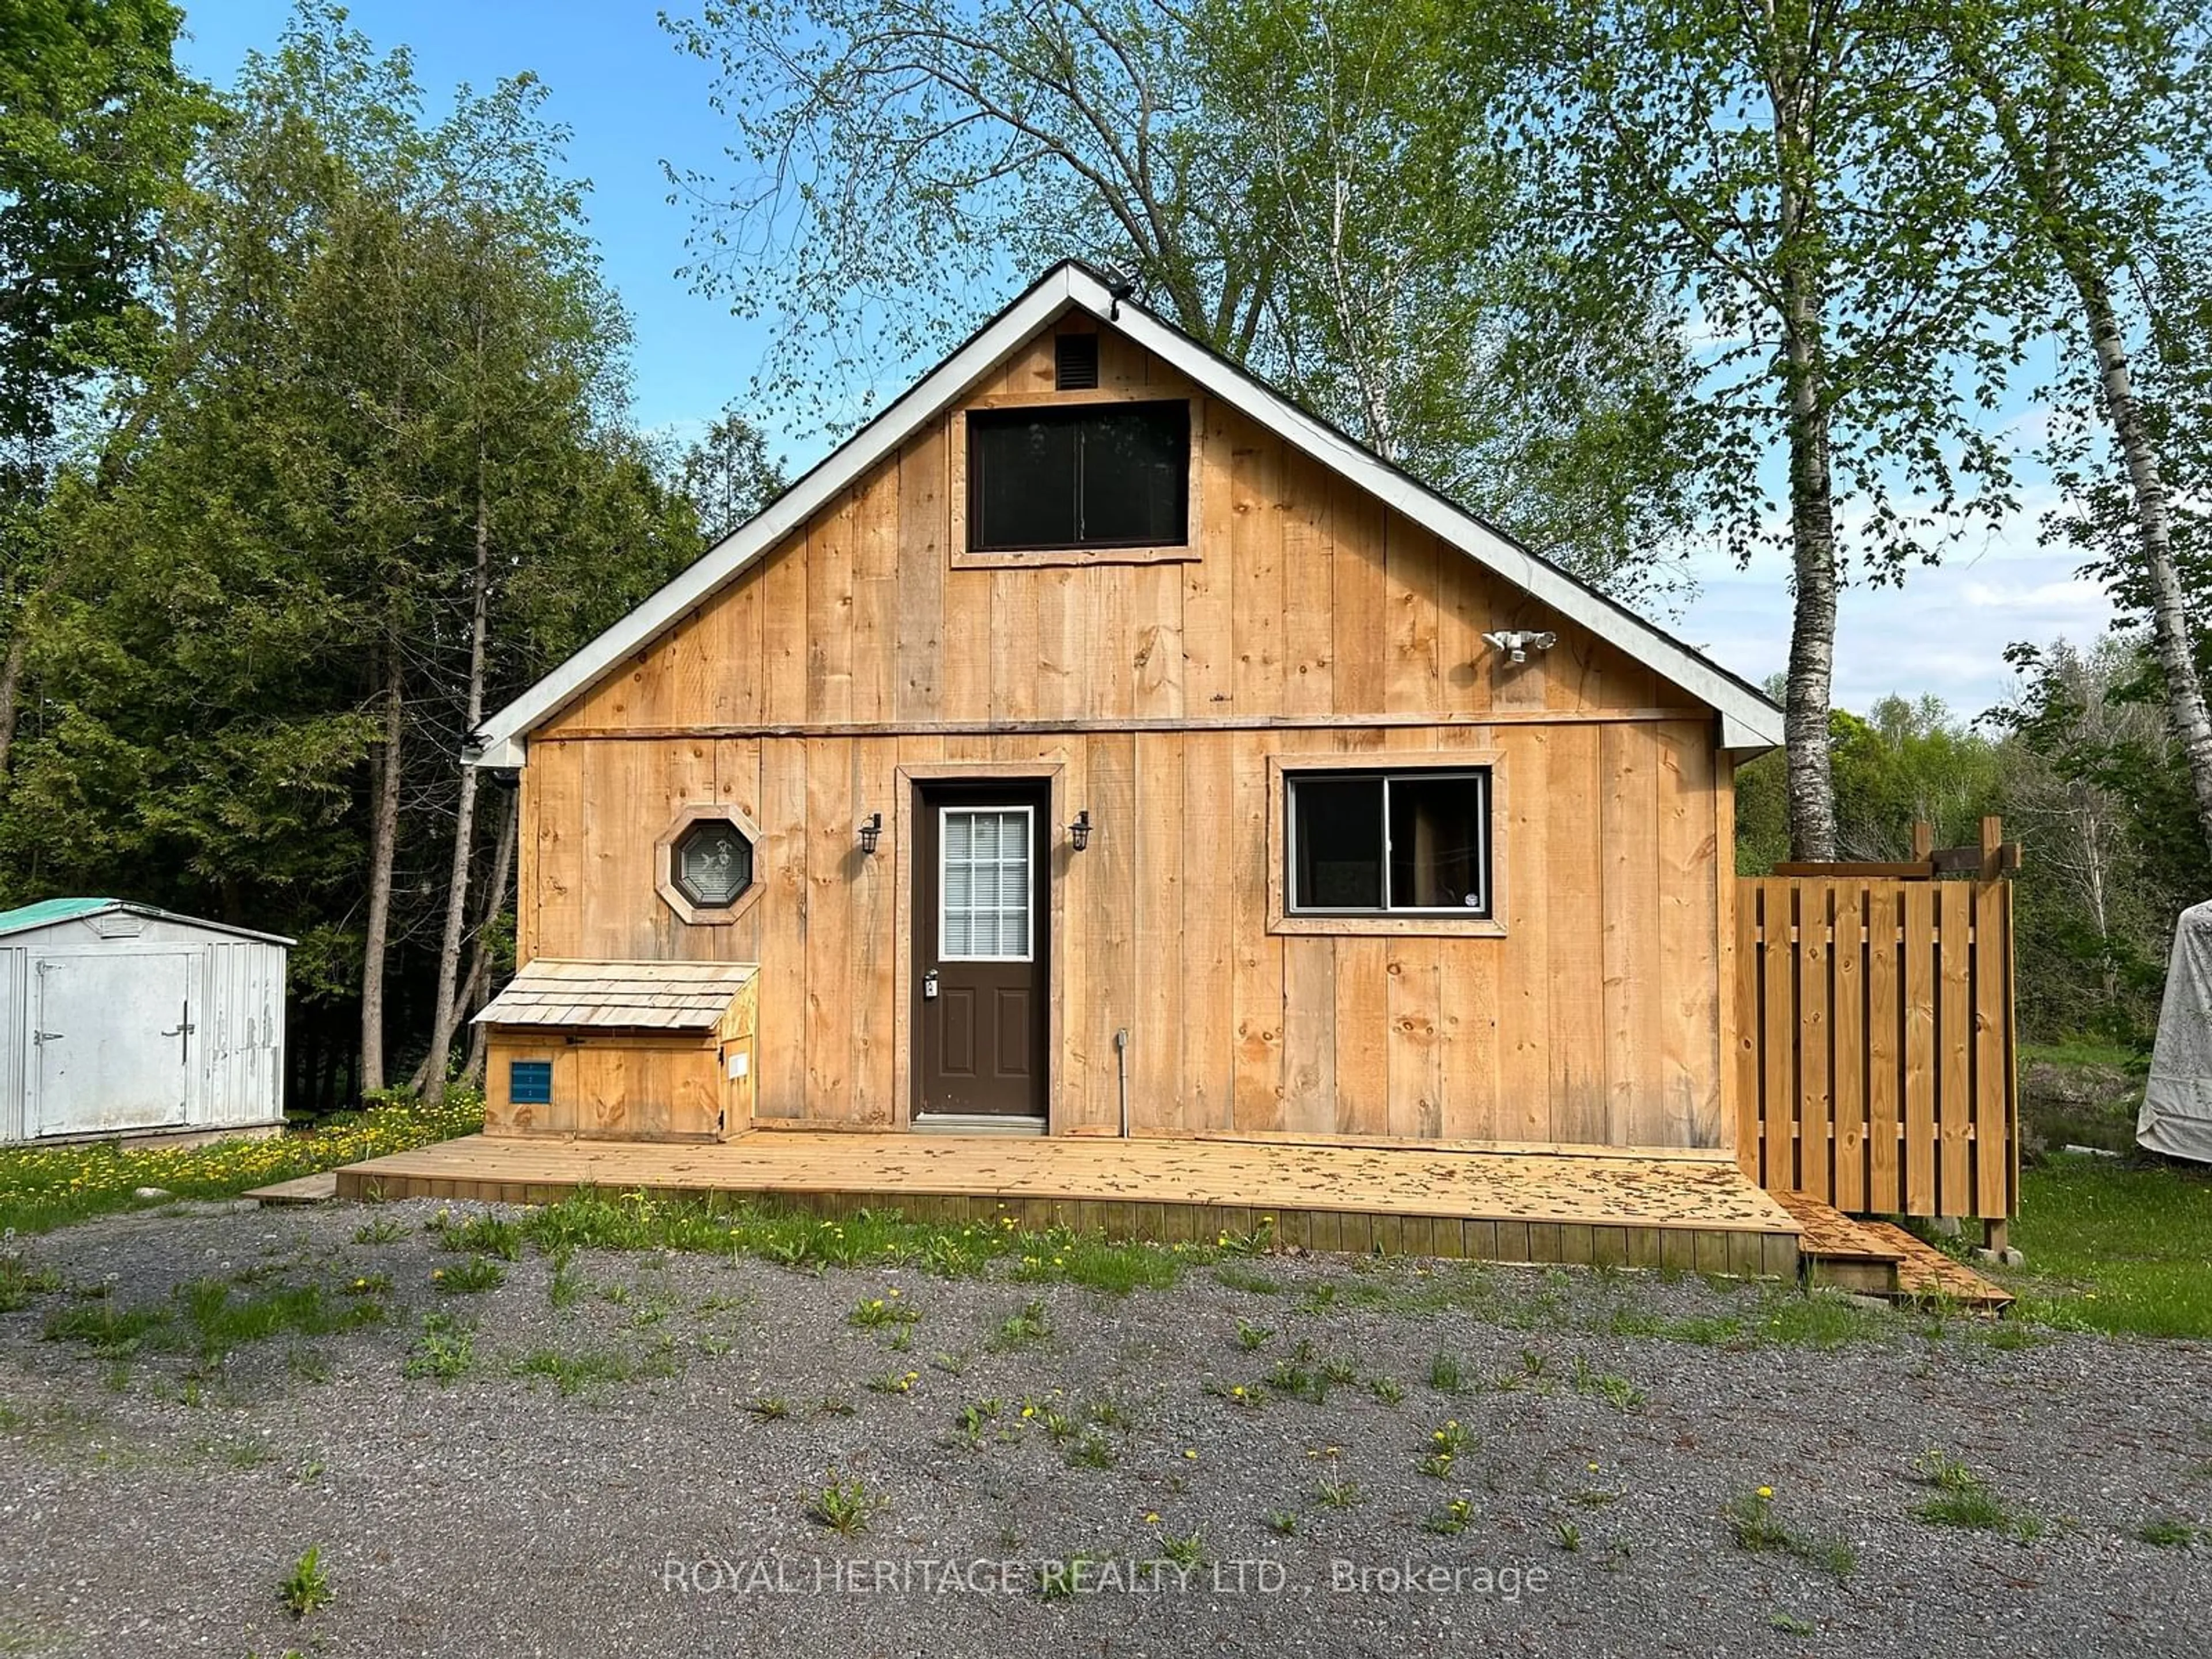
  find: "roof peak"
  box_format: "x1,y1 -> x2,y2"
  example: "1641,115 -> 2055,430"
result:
468,263 -> 1781,762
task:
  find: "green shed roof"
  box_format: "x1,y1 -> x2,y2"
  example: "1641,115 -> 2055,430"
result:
0,897 -> 123,937
0,897 -> 293,946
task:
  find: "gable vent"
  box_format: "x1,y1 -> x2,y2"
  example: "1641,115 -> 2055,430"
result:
1054,333 -> 1100,391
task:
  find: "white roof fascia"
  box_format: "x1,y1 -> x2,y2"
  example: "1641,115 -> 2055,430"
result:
471,262 -> 1782,764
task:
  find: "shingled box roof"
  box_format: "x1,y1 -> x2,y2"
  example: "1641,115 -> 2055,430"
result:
473,959 -> 757,1032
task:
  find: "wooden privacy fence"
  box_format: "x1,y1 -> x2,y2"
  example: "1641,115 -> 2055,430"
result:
1733,866 -> 2017,1221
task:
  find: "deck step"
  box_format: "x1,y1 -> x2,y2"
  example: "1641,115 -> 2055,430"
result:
243,1172 -> 339,1205
1771,1190 -> 1905,1294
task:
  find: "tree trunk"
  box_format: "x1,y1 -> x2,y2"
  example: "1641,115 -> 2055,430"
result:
420,438 -> 496,1105
0,622 -> 26,791
2070,264 -> 2212,853
358,648 -> 405,1097
457,790 -> 519,1092
1775,131 -> 1839,862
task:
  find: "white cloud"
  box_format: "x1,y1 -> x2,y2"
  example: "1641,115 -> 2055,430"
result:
1677,501 -> 2112,717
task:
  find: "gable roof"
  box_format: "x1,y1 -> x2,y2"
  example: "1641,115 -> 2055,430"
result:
0,897 -> 294,946
469,262 -> 1783,765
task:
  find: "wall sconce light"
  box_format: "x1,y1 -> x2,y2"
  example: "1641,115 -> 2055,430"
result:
1068,810 -> 1092,852
1482,629 -> 1557,665
858,812 -> 882,855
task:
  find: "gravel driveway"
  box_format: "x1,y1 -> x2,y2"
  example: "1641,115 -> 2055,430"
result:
0,1198 -> 2206,1658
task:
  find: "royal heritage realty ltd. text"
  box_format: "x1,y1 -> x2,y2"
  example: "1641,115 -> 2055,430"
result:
661,1557 -> 1552,1600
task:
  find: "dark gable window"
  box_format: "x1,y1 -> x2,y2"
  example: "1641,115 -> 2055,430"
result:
968,400 -> 1189,552
1289,771 -> 1492,916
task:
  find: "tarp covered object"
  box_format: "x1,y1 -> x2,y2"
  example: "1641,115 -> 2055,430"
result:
2141,899 -> 2212,1164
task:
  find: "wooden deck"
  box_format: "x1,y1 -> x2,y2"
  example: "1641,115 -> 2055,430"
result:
336,1132 -> 1802,1277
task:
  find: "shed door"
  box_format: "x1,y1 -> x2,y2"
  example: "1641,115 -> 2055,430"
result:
31,952 -> 195,1135
914,787 -> 1050,1120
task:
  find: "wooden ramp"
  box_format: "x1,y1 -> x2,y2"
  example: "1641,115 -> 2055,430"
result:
1770,1190 -> 2013,1310
336,1132 -> 1802,1277
1858,1219 -> 2015,1310
243,1172 -> 338,1205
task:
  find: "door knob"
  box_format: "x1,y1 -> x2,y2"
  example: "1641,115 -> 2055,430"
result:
922,968 -> 939,1001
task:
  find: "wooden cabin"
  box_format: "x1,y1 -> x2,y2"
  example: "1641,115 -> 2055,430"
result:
466,262 -> 1784,1155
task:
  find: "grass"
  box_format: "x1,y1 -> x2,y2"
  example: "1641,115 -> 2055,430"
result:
2000,1156 -> 2212,1339
400,1313 -> 475,1383
809,1474 -> 878,1536
503,1188 -> 1232,1294
1423,1497 -> 1474,1536
436,1213 -> 523,1261
0,1259 -> 65,1312
512,1348 -> 632,1395
2137,1518 -> 2200,1547
1724,1487 -> 1857,1578
989,1297 -> 1054,1351
0,1091 -> 483,1234
1910,1452 -> 2042,1540
431,1256 -> 507,1294
1067,1430 -> 1118,1469
281,1546 -> 331,1620
43,1278 -> 384,1365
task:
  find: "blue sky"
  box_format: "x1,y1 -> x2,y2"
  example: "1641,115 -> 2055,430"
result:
179,2 -> 2112,719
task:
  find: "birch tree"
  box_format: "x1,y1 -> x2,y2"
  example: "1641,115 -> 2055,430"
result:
1934,0 -> 2212,856
1536,0 -> 2020,858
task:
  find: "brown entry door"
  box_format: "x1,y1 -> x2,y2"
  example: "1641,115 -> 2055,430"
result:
914,784 -> 1050,1120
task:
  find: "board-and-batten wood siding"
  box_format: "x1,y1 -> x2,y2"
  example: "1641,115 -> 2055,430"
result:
518,320 -> 1731,1150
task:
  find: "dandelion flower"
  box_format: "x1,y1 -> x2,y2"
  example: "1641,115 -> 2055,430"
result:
1757,1486 -> 1773,1499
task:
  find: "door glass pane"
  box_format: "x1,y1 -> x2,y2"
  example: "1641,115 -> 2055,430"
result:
1387,775 -> 1488,911
1291,777 -> 1384,910
940,806 -> 1035,960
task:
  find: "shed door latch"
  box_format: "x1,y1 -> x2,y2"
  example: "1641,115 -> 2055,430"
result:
161,1001 -> 196,1063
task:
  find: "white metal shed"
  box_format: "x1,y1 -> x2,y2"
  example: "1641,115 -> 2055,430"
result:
0,898 -> 291,1144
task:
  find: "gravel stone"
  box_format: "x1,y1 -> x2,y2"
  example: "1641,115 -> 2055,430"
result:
0,1199 -> 2206,1657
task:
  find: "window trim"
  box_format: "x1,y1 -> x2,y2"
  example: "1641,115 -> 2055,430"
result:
948,388 -> 1205,570
654,802 -> 766,927
1265,752 -> 1508,938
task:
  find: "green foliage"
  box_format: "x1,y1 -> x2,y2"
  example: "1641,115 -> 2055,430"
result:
664,0 -> 1704,597
1911,1451 -> 2041,1539
400,1312 -> 474,1382
0,4 -> 704,1093
0,0 -> 207,467
809,1472 -> 878,1535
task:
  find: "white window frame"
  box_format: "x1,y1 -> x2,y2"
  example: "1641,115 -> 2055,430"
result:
1285,770 -> 1493,918
938,804 -> 1036,963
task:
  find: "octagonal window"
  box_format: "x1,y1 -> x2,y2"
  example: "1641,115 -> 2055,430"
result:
673,818 -> 754,908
